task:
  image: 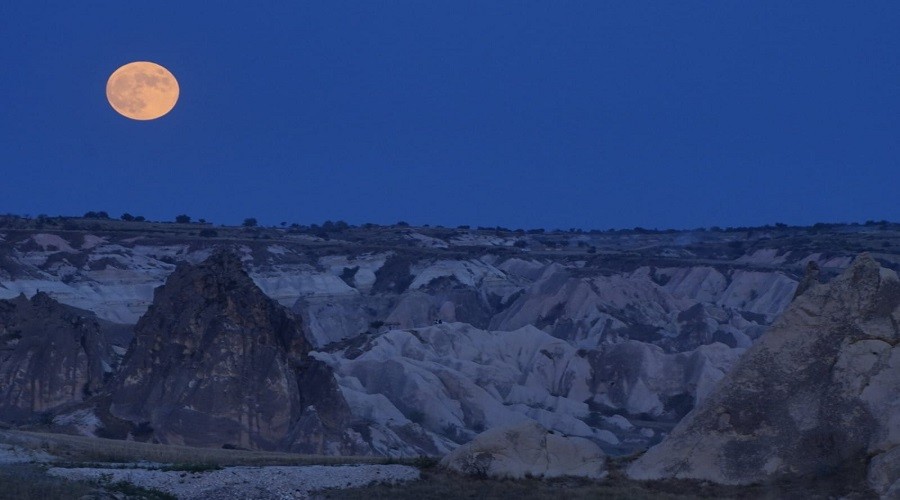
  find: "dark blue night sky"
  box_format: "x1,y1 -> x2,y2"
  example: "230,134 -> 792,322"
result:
1,2 -> 898,229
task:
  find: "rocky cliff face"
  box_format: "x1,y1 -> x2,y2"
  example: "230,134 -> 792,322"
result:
108,251 -> 358,454
627,255 -> 900,497
0,293 -> 112,422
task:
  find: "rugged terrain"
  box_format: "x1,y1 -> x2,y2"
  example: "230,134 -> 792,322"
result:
1,216 -> 899,464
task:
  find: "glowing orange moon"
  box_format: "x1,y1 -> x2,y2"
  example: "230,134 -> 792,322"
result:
106,61 -> 179,120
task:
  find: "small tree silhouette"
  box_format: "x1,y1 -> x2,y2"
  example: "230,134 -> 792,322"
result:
243,218 -> 258,228
175,214 -> 191,224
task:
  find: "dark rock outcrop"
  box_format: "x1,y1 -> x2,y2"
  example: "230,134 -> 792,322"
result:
108,251 -> 358,454
0,293 -> 112,421
793,260 -> 821,298
628,254 -> 900,497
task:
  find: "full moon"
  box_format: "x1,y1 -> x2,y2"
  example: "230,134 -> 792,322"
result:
106,61 -> 179,120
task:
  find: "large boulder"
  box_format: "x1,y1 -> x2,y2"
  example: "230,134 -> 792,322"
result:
441,421 -> 607,479
108,251 -> 358,454
627,255 -> 900,497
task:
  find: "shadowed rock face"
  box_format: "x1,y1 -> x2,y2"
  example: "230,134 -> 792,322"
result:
587,340 -> 743,421
0,293 -> 111,422
108,251 -> 356,454
627,255 -> 900,497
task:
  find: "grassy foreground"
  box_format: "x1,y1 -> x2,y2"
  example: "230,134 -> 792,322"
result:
0,430 -> 872,500
317,466 -> 875,500
317,469 -> 714,500
0,464 -> 96,500
0,429 -> 396,467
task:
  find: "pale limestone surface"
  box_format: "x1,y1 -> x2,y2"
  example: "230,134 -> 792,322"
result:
441,421 -> 606,479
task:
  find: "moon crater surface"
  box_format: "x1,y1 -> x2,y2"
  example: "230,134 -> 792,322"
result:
106,61 -> 179,120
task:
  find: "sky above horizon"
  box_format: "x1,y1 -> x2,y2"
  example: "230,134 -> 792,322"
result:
1,2 -> 898,230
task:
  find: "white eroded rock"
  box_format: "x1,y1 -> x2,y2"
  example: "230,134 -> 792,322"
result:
441,421 -> 607,479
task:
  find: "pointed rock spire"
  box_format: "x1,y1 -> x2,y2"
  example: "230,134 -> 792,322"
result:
109,250 -> 358,453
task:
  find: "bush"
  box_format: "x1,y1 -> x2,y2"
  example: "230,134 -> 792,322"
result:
175,214 -> 191,224
410,456 -> 439,469
458,452 -> 493,478
120,213 -> 135,221
322,220 -> 350,231
243,218 -> 258,228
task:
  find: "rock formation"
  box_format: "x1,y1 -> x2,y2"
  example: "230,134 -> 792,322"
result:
587,340 -> 744,421
108,251 -> 358,454
793,260 -> 821,298
1,224 -> 894,457
627,255 -> 900,497
441,421 -> 607,479
315,322 -> 745,456
0,293 -> 112,422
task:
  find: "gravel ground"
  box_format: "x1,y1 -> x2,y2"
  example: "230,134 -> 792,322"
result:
48,463 -> 420,499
